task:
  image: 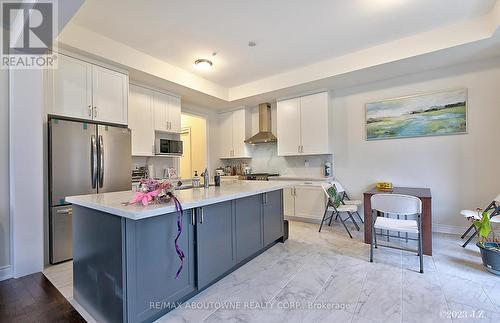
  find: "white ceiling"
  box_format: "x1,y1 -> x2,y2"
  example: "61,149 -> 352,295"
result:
71,0 -> 497,87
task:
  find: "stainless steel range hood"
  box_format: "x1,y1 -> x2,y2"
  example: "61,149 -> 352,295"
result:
245,103 -> 277,144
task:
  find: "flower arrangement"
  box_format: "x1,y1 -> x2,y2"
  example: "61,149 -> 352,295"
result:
126,178 -> 185,278
129,178 -> 176,206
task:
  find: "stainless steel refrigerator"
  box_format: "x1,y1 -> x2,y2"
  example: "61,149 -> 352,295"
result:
48,118 -> 131,264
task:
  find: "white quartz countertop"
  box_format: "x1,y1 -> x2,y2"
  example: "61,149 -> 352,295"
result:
66,180 -> 296,220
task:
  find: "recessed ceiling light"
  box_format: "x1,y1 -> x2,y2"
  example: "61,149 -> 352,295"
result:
194,58 -> 213,70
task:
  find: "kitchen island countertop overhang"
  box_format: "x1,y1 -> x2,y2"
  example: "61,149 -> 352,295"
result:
66,180 -> 297,220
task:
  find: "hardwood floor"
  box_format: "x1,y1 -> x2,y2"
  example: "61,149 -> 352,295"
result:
0,272 -> 85,322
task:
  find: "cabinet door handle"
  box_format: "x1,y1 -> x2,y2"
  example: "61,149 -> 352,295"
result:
199,207 -> 204,224
88,105 -> 92,117
191,210 -> 196,226
93,107 -> 98,118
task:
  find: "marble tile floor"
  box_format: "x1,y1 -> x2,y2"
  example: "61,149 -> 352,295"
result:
43,221 -> 499,323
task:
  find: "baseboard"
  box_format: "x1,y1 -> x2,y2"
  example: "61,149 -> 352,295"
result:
0,265 -> 12,281
286,216 -> 490,236
285,215 -> 322,224
432,224 -> 469,235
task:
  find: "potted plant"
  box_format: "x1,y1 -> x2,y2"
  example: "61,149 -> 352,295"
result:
473,210 -> 500,275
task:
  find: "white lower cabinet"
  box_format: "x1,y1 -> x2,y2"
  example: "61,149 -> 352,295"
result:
284,185 -> 326,220
283,187 -> 295,216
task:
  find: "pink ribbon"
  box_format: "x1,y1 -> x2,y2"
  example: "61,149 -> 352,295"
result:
129,190 -> 160,206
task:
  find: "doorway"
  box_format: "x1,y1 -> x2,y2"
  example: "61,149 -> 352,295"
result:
180,128 -> 192,179
180,114 -> 207,179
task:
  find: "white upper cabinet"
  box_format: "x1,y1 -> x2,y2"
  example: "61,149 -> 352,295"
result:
219,111 -> 234,159
92,65 -> 128,125
219,108 -> 251,159
276,97 -> 301,155
153,91 -> 181,133
47,53 -> 128,125
168,96 -> 181,133
231,108 -> 251,158
129,85 -> 154,156
153,91 -> 169,132
49,54 -> 93,119
300,92 -> 329,155
277,92 -> 331,156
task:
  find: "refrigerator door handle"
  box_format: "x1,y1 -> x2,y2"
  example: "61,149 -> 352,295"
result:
98,135 -> 104,188
56,208 -> 73,215
91,135 -> 97,189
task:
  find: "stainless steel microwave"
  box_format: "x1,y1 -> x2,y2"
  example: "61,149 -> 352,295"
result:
155,138 -> 183,155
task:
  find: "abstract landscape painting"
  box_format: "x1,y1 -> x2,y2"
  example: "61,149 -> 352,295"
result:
366,88 -> 467,140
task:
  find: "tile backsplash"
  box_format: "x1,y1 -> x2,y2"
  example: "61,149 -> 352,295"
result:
132,156 -> 179,179
221,143 -> 333,177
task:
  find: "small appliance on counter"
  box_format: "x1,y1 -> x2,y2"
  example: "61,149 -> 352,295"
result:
243,165 -> 252,175
224,165 -> 235,176
215,168 -> 225,176
132,166 -> 148,183
324,161 -> 332,177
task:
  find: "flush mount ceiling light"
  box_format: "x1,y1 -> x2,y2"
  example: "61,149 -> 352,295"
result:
194,58 -> 213,70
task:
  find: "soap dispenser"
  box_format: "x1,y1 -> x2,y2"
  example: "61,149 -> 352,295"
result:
192,171 -> 200,187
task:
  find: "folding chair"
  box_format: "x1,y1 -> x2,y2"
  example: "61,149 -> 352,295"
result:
369,194 -> 424,273
331,180 -> 364,223
319,182 -> 359,238
460,194 -> 500,247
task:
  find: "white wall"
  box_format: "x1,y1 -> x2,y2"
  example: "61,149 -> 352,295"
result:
331,57 -> 500,231
0,52 -> 10,278
9,69 -> 45,277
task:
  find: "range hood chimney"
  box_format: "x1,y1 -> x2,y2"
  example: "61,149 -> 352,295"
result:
245,103 -> 277,144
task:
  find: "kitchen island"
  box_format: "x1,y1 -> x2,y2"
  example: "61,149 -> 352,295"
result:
66,180 -> 293,323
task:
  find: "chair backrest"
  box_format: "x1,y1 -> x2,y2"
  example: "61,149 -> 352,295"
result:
320,182 -> 331,198
371,194 -> 422,215
321,182 -> 342,207
330,180 -> 345,193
